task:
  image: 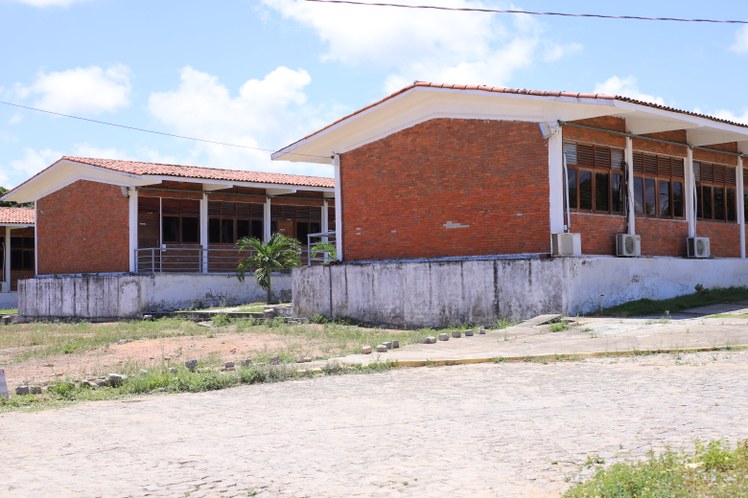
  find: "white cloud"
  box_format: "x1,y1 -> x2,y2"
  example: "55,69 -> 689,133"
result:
13,0 -> 91,7
730,25 -> 748,54
710,109 -> 748,125
543,42 -> 583,62
148,66 -> 334,177
7,148 -> 62,187
263,0 -> 580,92
593,76 -> 665,105
16,64 -> 131,115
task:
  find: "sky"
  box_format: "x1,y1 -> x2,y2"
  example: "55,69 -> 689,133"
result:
1,0 -> 748,189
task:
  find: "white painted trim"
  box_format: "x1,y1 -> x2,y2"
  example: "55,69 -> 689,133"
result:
625,137 -> 636,235
3,227 -> 10,291
685,148 -> 697,238
738,158 -> 745,259
128,188 -> 138,272
263,197 -> 272,243
144,175 -> 333,193
334,154 -> 343,261
200,193 -> 209,273
321,199 -> 329,235
34,203 -> 38,276
547,123 -> 564,237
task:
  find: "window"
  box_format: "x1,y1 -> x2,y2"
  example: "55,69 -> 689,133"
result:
632,152 -> 684,219
695,161 -> 736,223
208,201 -> 264,244
162,199 -> 200,243
564,141 -> 625,214
10,237 -> 34,270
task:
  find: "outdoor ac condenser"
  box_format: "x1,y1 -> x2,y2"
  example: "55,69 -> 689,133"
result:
686,237 -> 711,258
615,233 -> 641,257
551,232 -> 581,257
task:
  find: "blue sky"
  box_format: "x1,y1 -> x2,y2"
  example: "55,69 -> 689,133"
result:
1,0 -> 747,188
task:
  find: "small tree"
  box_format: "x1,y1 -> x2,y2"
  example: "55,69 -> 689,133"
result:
236,232 -> 301,303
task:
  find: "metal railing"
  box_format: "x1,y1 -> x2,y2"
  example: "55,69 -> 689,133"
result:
306,231 -> 337,265
135,246 -> 316,274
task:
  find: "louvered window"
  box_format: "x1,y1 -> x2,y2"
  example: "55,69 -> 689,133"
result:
564,141 -> 625,214
208,201 -> 264,244
695,161 -> 737,223
632,152 -> 685,219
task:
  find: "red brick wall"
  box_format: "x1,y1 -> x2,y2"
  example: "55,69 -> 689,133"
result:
699,221 -> 741,257
340,119 -> 550,260
637,218 -> 689,256
37,180 -> 129,274
570,213 -> 625,255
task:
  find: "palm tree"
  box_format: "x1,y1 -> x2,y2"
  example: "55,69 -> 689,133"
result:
236,232 -> 301,304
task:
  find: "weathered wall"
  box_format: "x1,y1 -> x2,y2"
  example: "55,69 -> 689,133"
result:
37,180 -> 129,274
293,257 -> 748,327
19,273 -> 292,319
340,119 -> 550,260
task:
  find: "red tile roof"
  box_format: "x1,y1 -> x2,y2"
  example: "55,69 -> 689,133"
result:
0,207 -> 34,225
62,157 -> 335,188
278,81 -> 748,153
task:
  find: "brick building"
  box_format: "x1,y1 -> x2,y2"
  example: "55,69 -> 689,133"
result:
274,82 -> 748,262
3,157 -> 334,276
0,207 -> 34,296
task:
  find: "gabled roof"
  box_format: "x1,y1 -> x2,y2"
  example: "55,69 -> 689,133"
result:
272,81 -> 748,164
0,207 -> 34,226
2,157 -> 334,203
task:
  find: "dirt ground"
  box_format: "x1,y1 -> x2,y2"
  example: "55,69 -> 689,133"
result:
1,328 -> 316,390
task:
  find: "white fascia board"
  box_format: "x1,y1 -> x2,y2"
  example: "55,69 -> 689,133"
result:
610,101 -> 748,144
4,160 -> 155,203
0,224 -> 33,228
147,175 -> 334,193
266,188 -> 297,196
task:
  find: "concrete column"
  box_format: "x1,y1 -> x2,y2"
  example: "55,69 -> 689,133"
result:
546,123 -> 565,236
685,148 -> 696,238
34,203 -> 38,276
333,153 -> 343,261
738,157 -> 745,259
3,226 -> 10,292
625,137 -> 636,235
128,187 -> 138,273
200,193 -> 209,273
263,197 -> 272,242
321,199 -> 329,240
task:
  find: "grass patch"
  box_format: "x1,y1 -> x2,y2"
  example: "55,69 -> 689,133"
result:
594,286 -> 748,317
0,308 -> 17,315
0,361 -> 396,412
565,439 -> 748,497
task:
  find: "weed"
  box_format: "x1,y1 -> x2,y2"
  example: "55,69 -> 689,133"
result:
595,286 -> 748,317
211,313 -> 231,327
309,313 -> 329,324
549,322 -> 569,332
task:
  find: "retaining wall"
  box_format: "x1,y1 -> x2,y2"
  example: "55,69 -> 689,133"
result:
19,273 -> 291,320
293,256 -> 748,328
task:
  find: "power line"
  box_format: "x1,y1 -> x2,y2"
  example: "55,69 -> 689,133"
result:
304,0 -> 748,24
0,99 -> 330,161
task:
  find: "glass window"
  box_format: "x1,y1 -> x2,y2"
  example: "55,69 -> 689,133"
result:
611,174 -> 624,213
702,186 -> 713,220
634,177 -> 644,215
673,182 -> 683,218
644,178 -> 656,217
579,171 -> 592,210
727,188 -> 736,222
658,180 -> 671,217
567,168 -> 577,209
595,173 -> 609,212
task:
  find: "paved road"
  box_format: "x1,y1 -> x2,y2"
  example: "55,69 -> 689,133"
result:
2,351 -> 748,497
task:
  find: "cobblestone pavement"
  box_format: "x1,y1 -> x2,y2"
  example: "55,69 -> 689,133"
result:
2,350 -> 748,497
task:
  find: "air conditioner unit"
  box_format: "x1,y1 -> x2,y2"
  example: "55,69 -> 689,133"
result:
551,232 -> 581,257
687,237 -> 710,258
615,233 -> 641,257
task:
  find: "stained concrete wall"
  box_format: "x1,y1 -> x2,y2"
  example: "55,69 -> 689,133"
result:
293,256 -> 748,328
19,273 -> 291,320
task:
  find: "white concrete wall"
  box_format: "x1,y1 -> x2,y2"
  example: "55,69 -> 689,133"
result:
293,257 -> 748,327
19,273 -> 292,319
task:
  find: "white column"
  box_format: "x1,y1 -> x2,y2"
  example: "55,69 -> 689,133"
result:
685,148 -> 696,238
3,227 -> 10,292
547,123 -> 565,236
200,193 -> 209,273
128,187 -> 138,273
625,137 -> 636,235
333,153 -> 343,261
34,203 -> 38,276
263,197 -> 272,242
321,199 -> 329,236
738,157 -> 745,259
